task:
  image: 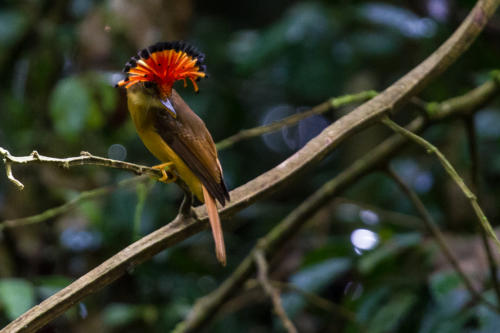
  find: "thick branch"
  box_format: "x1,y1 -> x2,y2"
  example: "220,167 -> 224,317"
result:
2,1 -> 499,331
174,76 -> 500,331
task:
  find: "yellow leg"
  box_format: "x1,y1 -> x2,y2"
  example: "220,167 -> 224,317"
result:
152,162 -> 178,183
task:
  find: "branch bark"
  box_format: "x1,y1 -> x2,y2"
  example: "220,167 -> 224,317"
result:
1,0 -> 498,331
173,74 -> 500,332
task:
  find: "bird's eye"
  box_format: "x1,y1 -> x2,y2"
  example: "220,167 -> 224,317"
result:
144,81 -> 155,89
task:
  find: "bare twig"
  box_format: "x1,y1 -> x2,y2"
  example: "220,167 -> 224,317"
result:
426,70 -> 500,120
245,278 -> 357,323
463,115 -> 500,304
4,161 -> 24,190
2,1 -> 499,331
386,167 -> 499,312
216,90 -> 377,150
132,180 -> 155,241
381,116 -> 500,250
254,249 -> 298,333
334,197 -> 425,230
0,176 -> 149,231
0,148 -> 164,190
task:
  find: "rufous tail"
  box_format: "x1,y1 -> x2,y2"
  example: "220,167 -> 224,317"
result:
202,185 -> 227,266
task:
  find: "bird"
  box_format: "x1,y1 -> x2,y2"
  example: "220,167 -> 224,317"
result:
116,41 -> 230,265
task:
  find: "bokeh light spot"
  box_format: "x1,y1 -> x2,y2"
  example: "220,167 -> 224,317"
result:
108,143 -> 127,161
360,210 -> 379,225
351,229 -> 379,250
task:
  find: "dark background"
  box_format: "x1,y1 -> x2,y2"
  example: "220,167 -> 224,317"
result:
1,0 -> 500,332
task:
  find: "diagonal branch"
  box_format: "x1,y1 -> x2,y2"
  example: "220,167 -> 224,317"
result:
245,279 -> 357,324
0,176 -> 149,230
173,75 -> 500,331
216,90 -> 377,150
381,116 -> 500,250
463,114 -> 500,305
254,249 -> 297,333
1,1 -> 498,332
386,167 -> 498,312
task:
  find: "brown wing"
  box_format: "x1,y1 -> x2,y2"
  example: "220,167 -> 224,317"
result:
153,90 -> 230,206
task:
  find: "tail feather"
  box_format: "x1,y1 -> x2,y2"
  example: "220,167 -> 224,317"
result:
202,185 -> 226,266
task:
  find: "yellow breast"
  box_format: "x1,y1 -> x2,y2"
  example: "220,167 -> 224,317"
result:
127,91 -> 204,202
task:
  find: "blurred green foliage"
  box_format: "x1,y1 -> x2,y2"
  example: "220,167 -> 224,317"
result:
0,279 -> 35,320
1,0 -> 500,332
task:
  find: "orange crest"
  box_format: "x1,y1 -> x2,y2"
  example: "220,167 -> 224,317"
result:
117,41 -> 207,96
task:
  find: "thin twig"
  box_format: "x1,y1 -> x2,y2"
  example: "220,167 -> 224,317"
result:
463,115 -> 500,304
216,90 -> 377,150
0,176 -> 149,231
334,197 -> 425,230
245,278 -> 357,323
0,148 -> 164,190
254,249 -> 298,333
425,70 -> 500,120
4,162 -> 24,190
386,167 -> 499,312
381,116 -> 500,251
2,1 -> 499,331
132,180 -> 155,241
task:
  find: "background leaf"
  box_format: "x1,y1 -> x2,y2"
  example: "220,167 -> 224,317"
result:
0,279 -> 35,320
49,76 -> 91,142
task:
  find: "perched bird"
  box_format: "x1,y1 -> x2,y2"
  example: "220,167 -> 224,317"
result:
117,41 -> 230,265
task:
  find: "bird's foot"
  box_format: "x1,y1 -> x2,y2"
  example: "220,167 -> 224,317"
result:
179,193 -> 194,217
152,162 -> 177,183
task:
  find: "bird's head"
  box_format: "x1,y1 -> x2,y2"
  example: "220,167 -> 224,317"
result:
117,41 -> 207,117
